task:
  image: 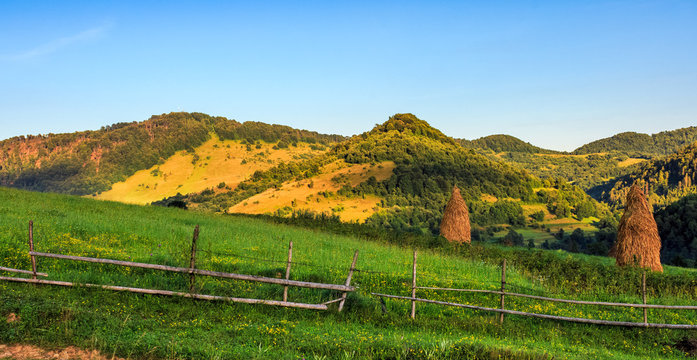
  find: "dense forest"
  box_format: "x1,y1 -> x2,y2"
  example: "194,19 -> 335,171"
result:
0,112 -> 344,195
453,134 -> 644,191
591,142 -> 697,209
655,195 -> 697,267
572,127 -> 697,156
460,134 -> 558,154
494,152 -> 642,190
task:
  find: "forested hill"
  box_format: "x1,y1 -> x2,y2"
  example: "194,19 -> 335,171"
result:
573,126 -> 697,156
590,142 -> 697,208
183,113 -> 608,235
0,112 -> 344,195
655,194 -> 697,267
460,134 -> 558,154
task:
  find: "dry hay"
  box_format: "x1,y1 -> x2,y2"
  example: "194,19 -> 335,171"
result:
440,186 -> 471,244
610,184 -> 663,272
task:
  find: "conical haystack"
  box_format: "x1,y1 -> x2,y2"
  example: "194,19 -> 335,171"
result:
440,186 -> 471,244
610,184 -> 663,272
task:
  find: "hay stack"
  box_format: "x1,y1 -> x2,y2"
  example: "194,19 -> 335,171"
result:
611,184 -> 663,272
440,186 -> 471,244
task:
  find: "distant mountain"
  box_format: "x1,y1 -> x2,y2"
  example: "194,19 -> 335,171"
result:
0,112 -> 344,195
590,142 -> 697,208
573,126 -> 697,156
461,134 -> 558,154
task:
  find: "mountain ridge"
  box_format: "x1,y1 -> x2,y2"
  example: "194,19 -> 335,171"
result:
460,134 -> 559,154
0,112 -> 345,196
573,126 -> 697,156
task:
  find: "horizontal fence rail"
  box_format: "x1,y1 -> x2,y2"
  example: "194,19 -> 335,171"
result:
0,276 -> 328,310
6,221 -> 697,326
395,251 -> 697,329
30,251 -> 355,292
0,266 -> 48,277
372,293 -> 697,329
415,286 -> 697,310
1,222 -> 360,312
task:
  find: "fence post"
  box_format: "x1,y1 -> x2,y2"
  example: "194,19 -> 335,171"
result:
28,220 -> 37,280
283,241 -> 293,302
500,259 -> 506,324
338,250 -> 359,312
188,225 -> 199,293
642,271 -> 648,326
411,249 -> 417,319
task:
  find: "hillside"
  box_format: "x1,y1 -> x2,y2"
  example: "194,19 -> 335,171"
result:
491,152 -> 646,190
0,112 -> 344,196
591,142 -> 697,208
229,161 -> 396,222
461,134 -> 558,154
655,194 -> 697,267
2,187 -> 696,359
94,134 -> 327,205
480,126 -> 697,193
456,134 -> 646,191
573,126 -> 697,156
180,114 -> 609,237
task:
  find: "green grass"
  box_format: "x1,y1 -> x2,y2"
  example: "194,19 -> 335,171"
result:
1,187 -> 696,359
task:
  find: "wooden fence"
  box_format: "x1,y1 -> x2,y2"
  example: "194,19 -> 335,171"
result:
372,250 -> 697,329
5,222 -> 697,328
0,221 -> 358,311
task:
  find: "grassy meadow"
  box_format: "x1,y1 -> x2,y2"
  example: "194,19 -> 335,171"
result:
1,187 -> 697,359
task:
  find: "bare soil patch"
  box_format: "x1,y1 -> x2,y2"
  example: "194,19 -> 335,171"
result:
6,313 -> 18,323
0,344 -> 124,360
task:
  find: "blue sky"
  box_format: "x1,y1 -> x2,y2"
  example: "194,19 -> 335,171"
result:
1,1 -> 696,151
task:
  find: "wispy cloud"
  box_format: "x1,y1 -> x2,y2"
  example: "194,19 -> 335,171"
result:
3,23 -> 112,61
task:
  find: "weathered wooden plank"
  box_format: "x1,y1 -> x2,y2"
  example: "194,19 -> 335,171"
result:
283,241 -> 293,302
338,250 -> 359,312
0,276 -> 328,310
322,298 -> 345,305
28,221 -> 37,280
411,250 -> 417,319
189,225 -> 199,292
0,266 -> 48,277
371,293 -> 697,329
642,271 -> 648,325
499,259 -> 506,324
30,252 -> 355,292
414,286 -> 697,310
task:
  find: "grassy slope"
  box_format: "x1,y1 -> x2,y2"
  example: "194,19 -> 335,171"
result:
230,161 -> 395,222
0,187 -> 694,359
94,135 -> 325,205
